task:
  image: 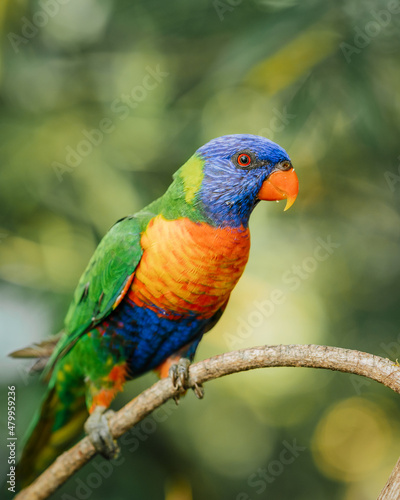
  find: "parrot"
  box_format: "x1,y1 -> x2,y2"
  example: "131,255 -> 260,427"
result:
11,134 -> 298,488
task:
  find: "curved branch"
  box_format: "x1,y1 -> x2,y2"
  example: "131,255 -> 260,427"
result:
378,456 -> 400,499
15,344 -> 400,500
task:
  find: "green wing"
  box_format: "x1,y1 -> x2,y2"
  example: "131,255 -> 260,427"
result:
47,214 -> 150,371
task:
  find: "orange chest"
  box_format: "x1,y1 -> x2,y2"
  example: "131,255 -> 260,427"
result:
128,216 -> 251,317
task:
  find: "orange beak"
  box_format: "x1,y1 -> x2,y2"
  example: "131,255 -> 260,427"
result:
257,167 -> 299,211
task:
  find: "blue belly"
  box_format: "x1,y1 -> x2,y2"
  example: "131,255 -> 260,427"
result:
97,296 -> 214,377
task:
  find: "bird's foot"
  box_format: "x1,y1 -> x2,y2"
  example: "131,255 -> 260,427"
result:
84,406 -> 120,459
169,358 -> 204,403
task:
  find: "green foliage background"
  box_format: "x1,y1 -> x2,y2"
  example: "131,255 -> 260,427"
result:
1,0 -> 400,499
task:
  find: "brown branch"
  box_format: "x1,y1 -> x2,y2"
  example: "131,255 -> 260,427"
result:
14,344 -> 400,500
378,457 -> 400,499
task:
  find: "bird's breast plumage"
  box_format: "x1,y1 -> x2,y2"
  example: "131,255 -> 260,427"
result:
128,215 -> 250,318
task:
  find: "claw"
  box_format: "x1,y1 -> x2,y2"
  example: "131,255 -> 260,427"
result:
193,382 -> 204,399
179,369 -> 186,388
84,406 -> 120,459
168,358 -> 204,401
177,358 -> 190,388
169,364 -> 179,389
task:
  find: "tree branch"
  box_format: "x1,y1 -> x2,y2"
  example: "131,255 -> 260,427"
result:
14,344 -> 400,500
378,457 -> 400,499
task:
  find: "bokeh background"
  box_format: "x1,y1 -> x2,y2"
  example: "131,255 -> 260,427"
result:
1,0 -> 400,499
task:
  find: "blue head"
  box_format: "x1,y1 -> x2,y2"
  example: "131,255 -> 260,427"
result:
194,134 -> 297,228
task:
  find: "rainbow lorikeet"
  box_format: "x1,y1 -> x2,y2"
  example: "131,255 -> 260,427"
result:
12,134 -> 298,488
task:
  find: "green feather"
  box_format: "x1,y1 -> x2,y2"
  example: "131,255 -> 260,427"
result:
147,154 -> 210,224
46,215 -> 148,373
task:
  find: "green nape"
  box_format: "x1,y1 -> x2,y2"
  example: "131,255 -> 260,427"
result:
142,154 -> 210,224
179,154 -> 204,204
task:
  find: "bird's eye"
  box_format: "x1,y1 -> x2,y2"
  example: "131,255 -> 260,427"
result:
279,160 -> 292,171
232,150 -> 257,169
237,153 -> 252,167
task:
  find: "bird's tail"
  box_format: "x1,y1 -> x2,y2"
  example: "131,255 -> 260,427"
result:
9,333 -> 63,374
17,379 -> 88,489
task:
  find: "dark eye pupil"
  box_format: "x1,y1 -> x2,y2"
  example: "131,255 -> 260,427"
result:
239,154 -> 250,165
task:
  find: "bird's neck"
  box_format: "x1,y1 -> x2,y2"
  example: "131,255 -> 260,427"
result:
142,155 -> 210,225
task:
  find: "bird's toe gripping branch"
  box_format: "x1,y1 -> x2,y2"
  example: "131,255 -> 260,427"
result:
84,406 -> 120,459
156,356 -> 204,402
169,358 -> 205,401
